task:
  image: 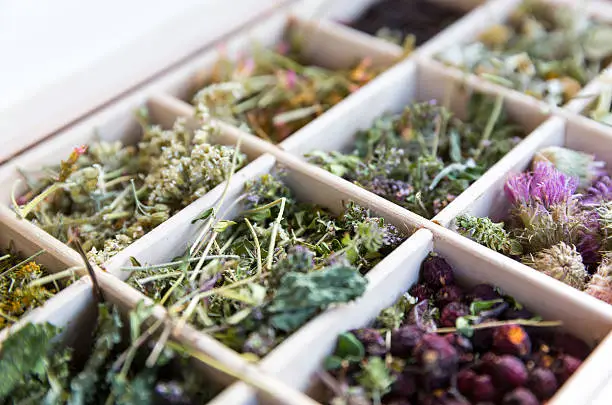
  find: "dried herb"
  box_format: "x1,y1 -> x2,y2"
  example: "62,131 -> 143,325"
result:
126,172 -> 405,358
0,245 -> 76,331
456,146 -> 612,303
192,38 -> 384,143
349,0 -> 465,47
437,0 -> 612,106
306,94 -> 525,218
589,84 -> 612,125
321,254 -> 589,405
0,302 -> 219,404
12,113 -> 246,265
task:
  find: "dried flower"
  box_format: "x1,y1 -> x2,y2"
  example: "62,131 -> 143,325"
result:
13,113 -> 246,265
533,146 -> 606,189
0,248 -> 74,331
307,95 -> 525,218
505,161 -> 578,209
581,175 -> 612,207
436,0 -> 612,106
192,40 -> 384,143
585,256 -> 612,304
521,242 -> 588,289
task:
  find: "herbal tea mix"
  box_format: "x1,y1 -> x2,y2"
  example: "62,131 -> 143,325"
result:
320,254 -> 591,405
11,112 -> 246,266
456,146 -> 612,304
348,0 -> 465,48
306,94 -> 525,219
0,301 -> 220,404
191,37 -> 385,144
5,0 -> 612,403
125,172 -> 406,358
0,246 -> 75,331
436,0 -> 612,106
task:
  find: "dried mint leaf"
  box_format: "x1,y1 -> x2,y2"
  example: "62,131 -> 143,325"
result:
267,265 -> 368,332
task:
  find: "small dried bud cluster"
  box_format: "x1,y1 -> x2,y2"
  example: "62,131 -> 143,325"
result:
13,113 -> 246,265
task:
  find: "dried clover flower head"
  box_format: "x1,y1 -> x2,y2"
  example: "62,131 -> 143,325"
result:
585,256 -> 612,304
581,175 -> 612,207
533,146 -> 606,189
504,162 -> 578,208
597,201 -> 612,249
521,242 -> 588,289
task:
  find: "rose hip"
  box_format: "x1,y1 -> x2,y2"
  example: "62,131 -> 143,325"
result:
421,255 -> 454,289
493,325 -> 531,357
527,367 -> 558,400
502,387 -> 539,405
440,302 -> 469,327
391,325 -> 424,357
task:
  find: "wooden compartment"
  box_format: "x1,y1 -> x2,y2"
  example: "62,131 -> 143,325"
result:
0,96 -> 259,278
209,228 -> 612,405
421,0 -> 612,111
100,149 -> 423,372
0,207 -> 89,343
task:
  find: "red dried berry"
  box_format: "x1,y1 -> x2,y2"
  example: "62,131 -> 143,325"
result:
471,374 -> 496,402
436,285 -> 464,307
470,284 -> 501,301
445,333 -> 473,353
391,325 -> 424,358
413,334 -> 459,390
527,367 -> 558,400
553,354 -> 582,384
352,328 -> 387,356
493,325 -> 531,357
457,368 -> 477,394
491,355 -> 528,389
410,283 -> 433,302
552,332 -> 591,360
440,302 -> 469,327
390,370 -> 417,397
422,255 -> 455,289
502,387 -> 539,405
472,323 -> 498,353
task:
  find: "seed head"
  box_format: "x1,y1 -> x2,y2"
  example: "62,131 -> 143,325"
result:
521,242 -> 588,290
585,258 -> 612,304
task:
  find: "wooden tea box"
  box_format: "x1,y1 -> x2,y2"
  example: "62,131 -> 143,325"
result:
1,0 -> 612,404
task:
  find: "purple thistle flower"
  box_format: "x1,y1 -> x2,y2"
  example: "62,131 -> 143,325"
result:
504,162 -> 578,208
581,175 -> 612,207
504,171 -> 533,206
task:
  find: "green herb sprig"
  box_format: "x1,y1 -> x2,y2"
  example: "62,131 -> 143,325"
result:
0,302 -> 219,404
306,94 -> 524,219
126,173 -> 406,358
